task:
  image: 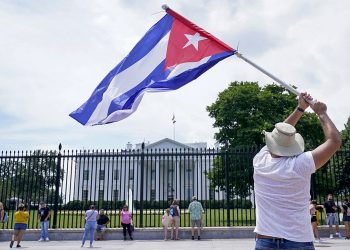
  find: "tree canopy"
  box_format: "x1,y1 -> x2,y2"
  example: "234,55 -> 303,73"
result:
206,81 -> 324,198
207,81 -> 323,149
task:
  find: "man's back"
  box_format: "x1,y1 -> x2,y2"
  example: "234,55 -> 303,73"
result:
253,146 -> 315,242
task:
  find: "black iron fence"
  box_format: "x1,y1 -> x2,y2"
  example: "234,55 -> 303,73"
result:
0,144 -> 349,229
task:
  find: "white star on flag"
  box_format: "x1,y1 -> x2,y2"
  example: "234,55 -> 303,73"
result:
183,32 -> 207,50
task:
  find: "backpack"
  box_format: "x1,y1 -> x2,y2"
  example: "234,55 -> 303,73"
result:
169,207 -> 176,216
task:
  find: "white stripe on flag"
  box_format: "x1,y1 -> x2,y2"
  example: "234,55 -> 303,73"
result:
166,56 -> 211,80
87,32 -> 170,125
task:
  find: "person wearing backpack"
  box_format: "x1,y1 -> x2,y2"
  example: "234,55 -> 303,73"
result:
169,199 -> 181,240
341,198 -> 350,239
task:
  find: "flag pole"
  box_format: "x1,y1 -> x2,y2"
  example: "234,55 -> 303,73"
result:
235,52 -> 300,96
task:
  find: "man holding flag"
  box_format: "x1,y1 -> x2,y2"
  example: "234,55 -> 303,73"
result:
253,93 -> 341,249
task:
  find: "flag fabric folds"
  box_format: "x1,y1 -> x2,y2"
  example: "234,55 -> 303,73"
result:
70,7 -> 236,126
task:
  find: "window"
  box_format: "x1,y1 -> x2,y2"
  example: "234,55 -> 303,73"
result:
113,189 -> 120,201
83,170 -> 89,180
129,168 -> 134,180
151,189 -> 156,201
99,170 -> 105,180
99,190 -> 104,200
209,189 -> 215,200
83,190 -> 89,202
113,169 -> 119,180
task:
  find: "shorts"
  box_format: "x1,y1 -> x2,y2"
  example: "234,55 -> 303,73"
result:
14,223 -> 27,230
311,215 -> 317,223
326,213 -> 339,225
96,224 -> 106,232
343,215 -> 350,222
171,216 -> 180,227
191,219 -> 202,227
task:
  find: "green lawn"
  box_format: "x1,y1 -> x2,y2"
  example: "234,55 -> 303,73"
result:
1,209 -> 258,229
1,208 -> 331,229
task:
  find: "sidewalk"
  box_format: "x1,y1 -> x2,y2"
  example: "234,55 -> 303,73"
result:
0,239 -> 349,250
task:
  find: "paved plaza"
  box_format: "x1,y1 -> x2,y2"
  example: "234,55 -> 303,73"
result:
0,239 -> 350,250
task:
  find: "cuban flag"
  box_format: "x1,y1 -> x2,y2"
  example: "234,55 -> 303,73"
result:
70,6 -> 236,126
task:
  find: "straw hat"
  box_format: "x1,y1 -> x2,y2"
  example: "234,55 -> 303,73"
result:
264,122 -> 304,157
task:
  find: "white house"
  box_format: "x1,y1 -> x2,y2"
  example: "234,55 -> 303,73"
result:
73,138 -> 225,203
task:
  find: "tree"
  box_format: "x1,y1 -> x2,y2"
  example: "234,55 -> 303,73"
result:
0,150 -> 64,207
206,81 -> 324,198
341,116 -> 350,147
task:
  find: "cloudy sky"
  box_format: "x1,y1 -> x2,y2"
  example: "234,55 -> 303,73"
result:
0,0 -> 349,151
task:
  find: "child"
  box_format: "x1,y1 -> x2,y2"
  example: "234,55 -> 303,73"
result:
162,208 -> 172,240
10,203 -> 29,248
120,205 -> 133,240
96,209 -> 110,240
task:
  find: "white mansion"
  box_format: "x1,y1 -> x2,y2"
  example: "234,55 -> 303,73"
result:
72,138 -> 224,203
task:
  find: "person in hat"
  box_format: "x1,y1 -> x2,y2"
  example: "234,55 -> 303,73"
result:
188,196 -> 204,240
253,93 -> 341,250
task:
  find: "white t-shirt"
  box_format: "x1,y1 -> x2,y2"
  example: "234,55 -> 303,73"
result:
85,210 -> 98,222
253,146 -> 316,242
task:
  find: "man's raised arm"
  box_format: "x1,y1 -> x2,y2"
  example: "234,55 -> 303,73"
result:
311,102 -> 341,169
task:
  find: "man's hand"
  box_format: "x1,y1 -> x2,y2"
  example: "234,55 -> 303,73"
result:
298,92 -> 313,111
310,101 -> 327,116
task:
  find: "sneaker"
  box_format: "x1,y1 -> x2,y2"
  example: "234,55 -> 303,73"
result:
192,236 -> 194,240
89,244 -> 93,248
336,232 -> 342,238
16,245 -> 21,248
198,236 -> 201,240
10,240 -> 14,248
130,236 -> 133,240
45,237 -> 50,241
330,234 -> 334,239
81,244 -> 84,248
38,238 -> 44,242
123,236 -> 126,241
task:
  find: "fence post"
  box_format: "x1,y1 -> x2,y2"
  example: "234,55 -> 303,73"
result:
225,149 -> 231,226
52,143 -> 62,229
139,142 -> 145,228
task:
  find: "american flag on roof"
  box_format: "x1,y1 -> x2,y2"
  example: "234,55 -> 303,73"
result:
70,5 -> 236,126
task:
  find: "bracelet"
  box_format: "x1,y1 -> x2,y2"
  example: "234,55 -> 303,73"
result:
297,107 -> 305,112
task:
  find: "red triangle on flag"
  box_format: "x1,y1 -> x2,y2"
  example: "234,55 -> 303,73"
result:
165,19 -> 231,69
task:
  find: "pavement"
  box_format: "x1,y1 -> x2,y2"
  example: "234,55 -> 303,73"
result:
0,238 -> 350,250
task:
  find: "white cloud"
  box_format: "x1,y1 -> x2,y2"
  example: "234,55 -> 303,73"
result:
0,0 -> 349,151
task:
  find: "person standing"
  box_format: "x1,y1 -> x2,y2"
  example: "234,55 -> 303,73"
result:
253,93 -> 341,249
188,196 -> 204,240
324,193 -> 342,238
10,203 -> 29,248
81,205 -> 98,248
96,209 -> 110,240
170,199 -> 181,240
341,198 -> 350,239
38,201 -> 51,242
0,202 -> 5,222
120,205 -> 133,240
161,208 -> 172,240
310,200 -> 324,242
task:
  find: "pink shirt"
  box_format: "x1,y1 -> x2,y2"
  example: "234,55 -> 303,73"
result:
121,210 -> 131,224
